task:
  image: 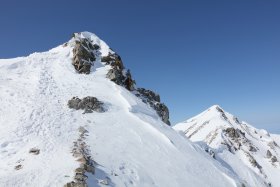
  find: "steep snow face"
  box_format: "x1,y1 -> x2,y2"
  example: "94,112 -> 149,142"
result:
0,32 -> 243,187
174,105 -> 280,187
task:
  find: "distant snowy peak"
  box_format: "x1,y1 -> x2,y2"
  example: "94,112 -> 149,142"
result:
174,105 -> 280,187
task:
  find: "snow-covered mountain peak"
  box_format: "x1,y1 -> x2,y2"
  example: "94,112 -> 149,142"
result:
208,104 -> 223,111
184,105 -> 241,129
174,105 -> 280,187
205,105 -> 231,119
67,31 -> 112,57
0,32 -> 248,187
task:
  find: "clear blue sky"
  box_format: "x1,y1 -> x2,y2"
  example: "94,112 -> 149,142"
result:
0,0 -> 279,133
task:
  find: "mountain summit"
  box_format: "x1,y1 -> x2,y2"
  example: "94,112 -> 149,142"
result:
0,32 -> 245,187
174,105 -> 280,187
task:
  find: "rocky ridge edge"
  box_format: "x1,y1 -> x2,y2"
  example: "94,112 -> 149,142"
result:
70,32 -> 170,125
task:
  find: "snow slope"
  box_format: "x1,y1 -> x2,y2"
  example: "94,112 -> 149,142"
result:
174,105 -> 280,187
0,32 -> 244,187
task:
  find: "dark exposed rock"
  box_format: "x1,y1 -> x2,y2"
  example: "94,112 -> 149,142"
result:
136,88 -> 170,125
75,167 -> 85,174
222,127 -> 258,154
83,164 -> 95,174
72,39 -> 96,74
103,53 -> 135,91
14,164 -> 23,170
29,148 -> 40,155
136,88 -> 160,102
215,106 -> 231,121
248,154 -> 262,169
271,156 -> 278,163
216,106 -> 224,113
102,53 -> 124,70
68,97 -> 81,110
74,173 -> 88,182
224,128 -> 240,138
267,150 -> 272,158
93,44 -> 100,50
68,96 -> 104,113
72,33 -> 101,74
64,181 -> 87,187
106,68 -> 135,91
249,145 -> 257,152
154,103 -> 170,125
106,68 -> 123,85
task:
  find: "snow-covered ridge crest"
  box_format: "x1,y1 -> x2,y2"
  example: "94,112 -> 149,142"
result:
174,105 -> 280,187
0,31 -> 246,186
66,31 -> 171,125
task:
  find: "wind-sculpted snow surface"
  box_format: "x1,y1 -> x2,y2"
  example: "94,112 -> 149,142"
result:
174,105 -> 280,187
0,32 -> 243,187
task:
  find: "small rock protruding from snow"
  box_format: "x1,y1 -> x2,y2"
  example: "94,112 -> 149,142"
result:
271,156 -> 278,163
14,165 -> 23,171
249,145 -> 257,152
68,96 -> 105,113
266,150 -> 272,158
29,148 -> 40,155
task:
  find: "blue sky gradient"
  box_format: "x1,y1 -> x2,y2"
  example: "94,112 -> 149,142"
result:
0,0 -> 279,132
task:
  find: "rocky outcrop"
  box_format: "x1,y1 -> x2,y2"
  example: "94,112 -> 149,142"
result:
70,33 -> 170,125
223,127 -> 258,154
68,96 -> 105,113
135,88 -> 170,125
72,35 -> 99,74
102,53 -> 170,125
224,128 -> 240,139
65,127 -> 95,187
103,53 -> 135,91
102,53 -> 124,70
243,151 -> 263,172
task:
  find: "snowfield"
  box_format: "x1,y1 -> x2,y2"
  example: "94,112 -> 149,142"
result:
174,105 -> 280,187
0,32 -> 245,187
